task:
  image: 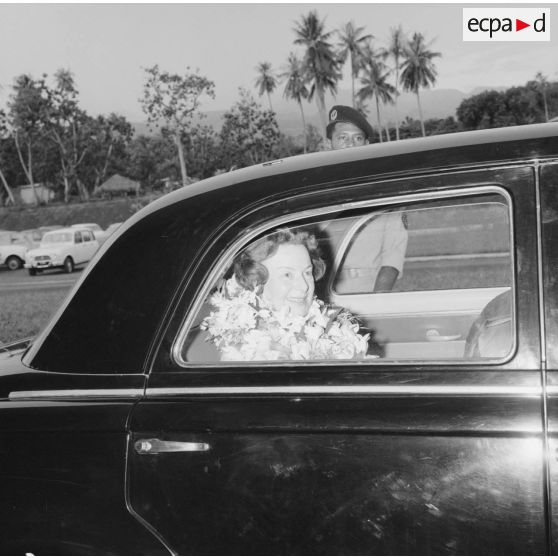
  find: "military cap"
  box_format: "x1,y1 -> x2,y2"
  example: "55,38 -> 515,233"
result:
326,105 -> 374,141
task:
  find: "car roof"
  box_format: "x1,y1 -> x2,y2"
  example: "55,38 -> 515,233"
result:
43,228 -> 82,235
128,123 -> 558,225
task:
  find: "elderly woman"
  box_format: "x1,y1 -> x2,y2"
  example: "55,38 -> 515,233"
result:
202,227 -> 369,361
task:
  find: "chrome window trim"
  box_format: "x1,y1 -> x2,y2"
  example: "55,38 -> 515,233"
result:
10,384 -> 558,400
146,385 -> 544,397
171,183 -> 516,370
8,388 -> 144,400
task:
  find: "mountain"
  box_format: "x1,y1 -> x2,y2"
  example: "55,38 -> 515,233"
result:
131,87 -> 481,137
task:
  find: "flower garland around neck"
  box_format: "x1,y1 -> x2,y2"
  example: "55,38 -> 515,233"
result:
201,276 -> 370,361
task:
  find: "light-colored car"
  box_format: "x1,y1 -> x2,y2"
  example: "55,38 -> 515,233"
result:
0,231 -> 28,270
71,222 -> 109,244
25,227 -> 100,275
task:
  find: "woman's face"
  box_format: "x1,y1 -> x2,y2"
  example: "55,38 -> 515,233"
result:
261,243 -> 315,317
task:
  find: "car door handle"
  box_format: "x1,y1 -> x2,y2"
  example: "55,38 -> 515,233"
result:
134,438 -> 210,454
425,329 -> 461,342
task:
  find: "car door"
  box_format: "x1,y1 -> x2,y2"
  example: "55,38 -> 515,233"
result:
73,230 -> 85,264
128,166 -> 546,554
81,230 -> 98,261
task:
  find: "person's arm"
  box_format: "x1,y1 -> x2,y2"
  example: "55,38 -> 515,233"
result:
373,213 -> 409,292
373,265 -> 399,292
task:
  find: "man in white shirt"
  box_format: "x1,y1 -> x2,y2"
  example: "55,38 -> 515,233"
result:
326,105 -> 408,292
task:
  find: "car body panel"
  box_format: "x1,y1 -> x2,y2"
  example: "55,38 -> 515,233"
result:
128,387 -> 545,554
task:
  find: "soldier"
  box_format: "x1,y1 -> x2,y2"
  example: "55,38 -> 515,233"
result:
326,105 -> 408,292
325,105 -> 374,150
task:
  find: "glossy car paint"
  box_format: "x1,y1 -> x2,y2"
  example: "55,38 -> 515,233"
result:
2,124 -> 558,553
540,162 -> 558,553
0,346 -> 168,554
128,164 -> 544,554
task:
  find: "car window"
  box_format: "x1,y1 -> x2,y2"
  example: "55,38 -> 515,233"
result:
176,189 -> 514,366
333,198 -> 510,294
74,231 -> 83,244
82,230 -> 92,242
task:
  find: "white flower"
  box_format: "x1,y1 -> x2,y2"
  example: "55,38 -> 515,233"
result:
229,303 -> 257,330
201,284 -> 370,361
304,323 -> 323,343
331,339 -> 357,359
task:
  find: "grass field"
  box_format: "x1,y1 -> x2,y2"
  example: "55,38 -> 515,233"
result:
0,289 -> 68,344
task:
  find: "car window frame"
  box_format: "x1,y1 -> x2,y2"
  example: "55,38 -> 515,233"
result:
171,184 -> 516,369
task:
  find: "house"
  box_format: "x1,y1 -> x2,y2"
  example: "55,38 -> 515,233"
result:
15,183 -> 55,205
97,174 -> 141,197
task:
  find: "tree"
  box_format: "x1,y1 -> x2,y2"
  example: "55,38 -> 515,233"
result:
0,110 -> 15,205
220,88 -> 281,169
184,123 -> 221,179
40,69 -> 97,202
140,65 -> 215,188
337,21 -> 372,108
293,10 -> 341,132
400,32 -> 441,137
399,115 -> 461,139
305,124 -> 327,152
457,90 -> 507,130
255,62 -> 277,111
387,26 -> 407,140
281,53 -> 310,153
535,72 -> 550,122
7,74 -> 50,204
358,49 -> 396,143
85,113 -> 133,193
128,133 -> 179,190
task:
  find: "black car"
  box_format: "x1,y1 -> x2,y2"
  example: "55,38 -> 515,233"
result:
2,124 -> 558,554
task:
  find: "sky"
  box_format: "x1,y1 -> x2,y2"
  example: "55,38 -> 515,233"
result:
0,2 -> 556,122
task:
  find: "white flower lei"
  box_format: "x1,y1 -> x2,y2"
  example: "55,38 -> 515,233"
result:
201,277 -> 370,361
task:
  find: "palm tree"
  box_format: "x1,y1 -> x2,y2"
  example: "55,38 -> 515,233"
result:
337,22 -> 372,108
400,32 -> 441,137
293,10 -> 341,131
255,62 -> 277,111
357,56 -> 396,143
281,53 -> 310,153
535,71 -> 550,122
387,26 -> 407,140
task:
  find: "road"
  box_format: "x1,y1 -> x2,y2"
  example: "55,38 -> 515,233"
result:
0,267 -> 81,292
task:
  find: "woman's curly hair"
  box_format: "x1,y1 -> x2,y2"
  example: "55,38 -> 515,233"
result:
233,227 -> 326,291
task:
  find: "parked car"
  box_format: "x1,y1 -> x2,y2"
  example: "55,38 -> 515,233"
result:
71,222 -> 109,244
2,124 -> 558,554
0,231 -> 28,270
38,224 -> 64,232
24,227 -> 100,275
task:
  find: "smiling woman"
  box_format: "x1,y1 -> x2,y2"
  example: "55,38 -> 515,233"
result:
199,227 -> 369,361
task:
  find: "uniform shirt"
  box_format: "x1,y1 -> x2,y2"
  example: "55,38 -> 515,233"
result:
334,212 -> 409,294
